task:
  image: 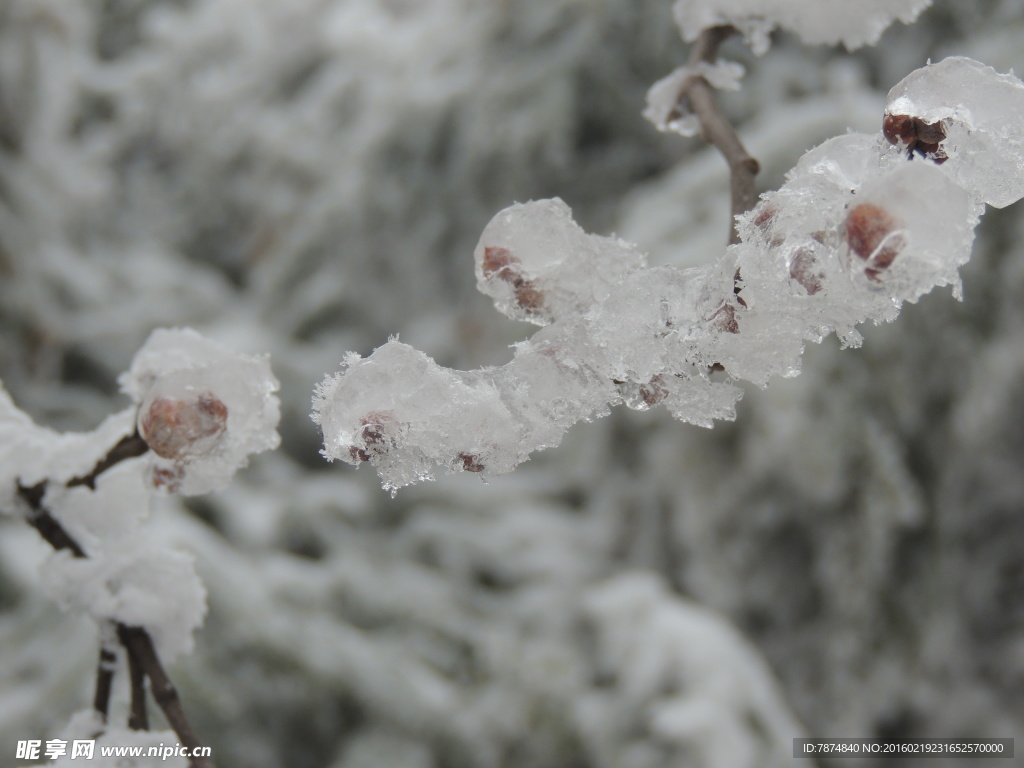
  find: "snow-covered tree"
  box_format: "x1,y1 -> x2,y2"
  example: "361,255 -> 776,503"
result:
2,1 -> 1024,767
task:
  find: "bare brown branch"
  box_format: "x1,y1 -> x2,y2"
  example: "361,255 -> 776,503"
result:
676,25 -> 760,243
119,625 -> 150,731
119,627 -> 215,768
18,481 -> 88,557
14,432 -> 214,768
67,430 -> 149,490
93,645 -> 117,724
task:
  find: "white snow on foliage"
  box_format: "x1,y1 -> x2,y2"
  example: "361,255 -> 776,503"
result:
122,328 -> 281,495
315,57 -> 1024,491
579,573 -> 806,768
672,0 -> 933,53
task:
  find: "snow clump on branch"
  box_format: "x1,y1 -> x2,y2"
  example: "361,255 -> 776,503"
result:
313,57 -> 1024,492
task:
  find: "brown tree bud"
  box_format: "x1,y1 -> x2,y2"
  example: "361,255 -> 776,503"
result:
751,202 -> 785,247
139,391 -> 228,460
639,375 -> 669,406
789,247 -> 824,295
348,411 -> 398,463
458,453 -> 485,473
482,246 -> 515,276
150,464 -> 186,493
482,245 -> 545,313
883,114 -> 917,146
709,303 -> 740,334
883,113 -> 947,163
844,203 -> 905,281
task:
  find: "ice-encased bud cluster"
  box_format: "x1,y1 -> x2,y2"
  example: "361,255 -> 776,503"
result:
474,198 -> 646,325
734,133 -> 978,355
315,58 -> 1024,491
886,57 -> 1024,209
644,60 -> 745,137
40,531 -> 206,661
121,328 -> 281,494
671,0 -> 932,54
314,341 -> 523,492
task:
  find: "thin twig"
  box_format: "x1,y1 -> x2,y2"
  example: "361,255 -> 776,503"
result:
67,430 -> 149,490
676,25 -> 760,243
119,627 -> 215,768
119,624 -> 150,731
16,434 -> 215,768
93,645 -> 117,723
18,481 -> 88,557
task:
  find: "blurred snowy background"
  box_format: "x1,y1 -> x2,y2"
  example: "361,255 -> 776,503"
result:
1,0 -> 1023,766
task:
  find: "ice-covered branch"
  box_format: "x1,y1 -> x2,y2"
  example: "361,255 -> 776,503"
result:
314,58 -> 1024,493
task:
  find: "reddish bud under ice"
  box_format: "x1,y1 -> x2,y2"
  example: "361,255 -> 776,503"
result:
639,375 -> 669,406
789,248 -> 824,295
709,303 -> 740,334
882,113 -> 947,164
482,245 -> 545,313
150,464 -> 186,493
844,203 -> 905,281
348,411 -> 398,463
139,392 -> 228,460
458,452 -> 485,473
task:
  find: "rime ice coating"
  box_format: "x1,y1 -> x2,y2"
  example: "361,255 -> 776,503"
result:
314,59 -> 1024,491
121,328 -> 281,494
671,0 -> 932,54
474,198 -> 646,325
886,57 -> 1024,209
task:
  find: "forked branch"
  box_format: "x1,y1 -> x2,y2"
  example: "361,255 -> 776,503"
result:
15,437 -> 215,768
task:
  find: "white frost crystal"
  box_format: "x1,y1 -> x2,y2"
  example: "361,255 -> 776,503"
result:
672,0 -> 932,54
475,198 -> 646,325
886,57 -> 1024,209
580,573 -> 806,768
121,328 -> 281,494
40,530 -> 207,662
